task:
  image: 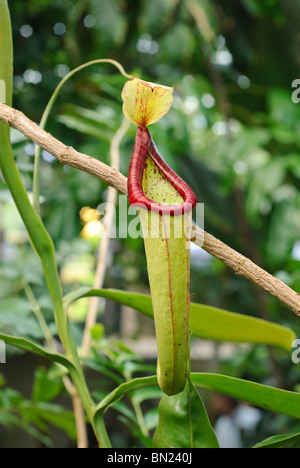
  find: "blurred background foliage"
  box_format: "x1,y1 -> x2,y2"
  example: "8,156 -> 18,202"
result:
0,0 -> 300,448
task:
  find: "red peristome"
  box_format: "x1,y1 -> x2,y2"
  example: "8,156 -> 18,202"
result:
128,127 -> 198,216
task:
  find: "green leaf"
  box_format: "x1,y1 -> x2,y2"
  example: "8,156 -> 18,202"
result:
241,0 -> 283,19
0,374 -> 5,388
57,114 -> 113,142
144,407 -> 159,432
89,0 -> 127,47
0,412 -> 22,427
64,288 -> 295,351
266,198 -> 300,265
0,332 -> 74,371
131,386 -> 163,406
253,432 -> 300,449
20,401 -> 76,440
90,323 -> 105,342
0,0 -> 72,361
0,0 -> 13,108
0,298 -> 44,339
269,89 -> 300,131
32,367 -> 63,403
139,0 -> 179,35
21,424 -> 53,448
0,387 -> 24,408
188,303 -> 295,352
0,385 -> 75,444
153,376 -> 219,448
160,23 -> 196,63
94,372 -> 300,429
95,376 -> 157,416
246,160 -> 285,222
191,373 -> 300,419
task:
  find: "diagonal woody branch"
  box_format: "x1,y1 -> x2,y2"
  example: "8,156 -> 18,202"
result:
0,102 -> 299,317
192,225 -> 300,316
0,103 -> 128,195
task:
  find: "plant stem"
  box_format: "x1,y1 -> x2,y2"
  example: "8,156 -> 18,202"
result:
124,369 -> 150,439
33,59 -> 132,215
22,279 -> 55,349
0,2 -> 108,447
23,279 -> 89,448
0,0 -> 12,108
131,395 -> 150,438
92,412 -> 112,448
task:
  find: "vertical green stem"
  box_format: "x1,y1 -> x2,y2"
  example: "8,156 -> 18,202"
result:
0,0 -> 12,108
0,0 -> 67,361
131,395 -> 150,438
22,279 -> 55,349
0,1 -> 109,447
93,413 -> 112,448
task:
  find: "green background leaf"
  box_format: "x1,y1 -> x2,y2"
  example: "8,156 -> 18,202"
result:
253,432 -> 300,449
0,332 -> 74,371
65,288 -> 296,351
96,373 -> 300,423
191,373 -> 300,419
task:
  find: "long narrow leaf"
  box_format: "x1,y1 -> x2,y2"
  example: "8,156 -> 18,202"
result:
94,372 -> 300,422
95,376 -> 157,415
253,432 -> 300,448
191,373 -> 300,419
65,288 -> 295,351
0,0 -> 69,352
0,332 -> 74,371
0,3 -> 96,429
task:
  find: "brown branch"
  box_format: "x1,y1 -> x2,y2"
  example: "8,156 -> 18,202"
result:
0,102 -> 299,317
192,226 -> 300,316
63,376 -> 88,448
0,103 -> 128,195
